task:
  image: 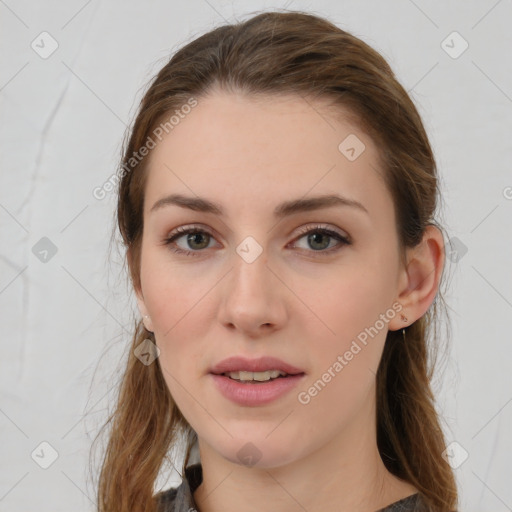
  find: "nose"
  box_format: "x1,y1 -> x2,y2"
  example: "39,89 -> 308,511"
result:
218,247 -> 287,337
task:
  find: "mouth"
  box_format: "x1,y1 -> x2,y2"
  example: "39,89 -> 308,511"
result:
209,355 -> 305,378
216,369 -> 304,383
208,356 -> 306,405
210,371 -> 306,406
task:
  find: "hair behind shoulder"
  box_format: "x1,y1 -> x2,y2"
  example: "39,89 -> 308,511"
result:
91,10 -> 458,511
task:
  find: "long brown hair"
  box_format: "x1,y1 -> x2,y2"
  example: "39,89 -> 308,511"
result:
92,10 -> 458,511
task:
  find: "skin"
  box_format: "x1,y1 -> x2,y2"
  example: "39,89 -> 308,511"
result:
134,88 -> 444,512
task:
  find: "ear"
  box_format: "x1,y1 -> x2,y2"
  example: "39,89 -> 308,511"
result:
135,286 -> 154,333
388,224 -> 445,331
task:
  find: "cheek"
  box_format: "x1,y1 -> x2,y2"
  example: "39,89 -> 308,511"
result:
294,272 -> 390,430
306,264 -> 389,334
139,253 -> 216,377
141,250 -> 206,331
300,264 -> 393,383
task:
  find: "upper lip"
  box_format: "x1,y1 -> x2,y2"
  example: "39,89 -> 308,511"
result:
210,356 -> 305,375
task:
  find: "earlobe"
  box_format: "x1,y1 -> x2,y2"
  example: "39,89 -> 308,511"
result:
389,225 -> 445,332
136,293 -> 154,333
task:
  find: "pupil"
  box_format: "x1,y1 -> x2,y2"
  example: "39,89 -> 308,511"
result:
188,232 -> 209,250
309,233 -> 329,250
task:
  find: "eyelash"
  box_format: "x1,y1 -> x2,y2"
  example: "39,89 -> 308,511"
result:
162,224 -> 351,258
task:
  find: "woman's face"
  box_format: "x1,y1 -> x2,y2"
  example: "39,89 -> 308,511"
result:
136,90 -> 405,468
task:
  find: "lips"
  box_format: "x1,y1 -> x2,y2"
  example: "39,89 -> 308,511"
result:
210,372 -> 305,406
209,355 -> 305,376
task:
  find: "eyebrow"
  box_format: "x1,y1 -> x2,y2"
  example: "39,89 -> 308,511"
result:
149,193 -> 368,217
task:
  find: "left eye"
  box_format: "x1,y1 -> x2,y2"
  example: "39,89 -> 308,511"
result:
293,227 -> 350,253
163,225 -> 351,257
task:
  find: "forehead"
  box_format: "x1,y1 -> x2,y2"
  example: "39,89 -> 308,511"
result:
143,90 -> 392,223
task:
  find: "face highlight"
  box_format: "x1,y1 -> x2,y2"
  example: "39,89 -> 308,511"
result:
135,90 -> 404,468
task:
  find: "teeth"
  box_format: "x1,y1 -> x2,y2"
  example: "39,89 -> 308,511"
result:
224,370 -> 288,381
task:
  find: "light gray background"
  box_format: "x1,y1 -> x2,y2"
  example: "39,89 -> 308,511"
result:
1,1 -> 511,511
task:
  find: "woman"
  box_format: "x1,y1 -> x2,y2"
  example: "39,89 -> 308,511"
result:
94,10 -> 458,512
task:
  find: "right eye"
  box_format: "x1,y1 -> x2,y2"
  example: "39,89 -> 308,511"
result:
163,226 -> 217,257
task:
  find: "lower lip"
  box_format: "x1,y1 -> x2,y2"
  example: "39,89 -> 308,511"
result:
210,373 -> 306,406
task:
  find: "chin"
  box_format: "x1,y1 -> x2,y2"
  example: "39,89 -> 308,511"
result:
215,435 -> 300,470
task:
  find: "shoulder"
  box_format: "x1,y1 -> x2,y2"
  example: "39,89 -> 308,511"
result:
378,492 -> 427,511
154,487 -> 179,512
154,463 -> 202,512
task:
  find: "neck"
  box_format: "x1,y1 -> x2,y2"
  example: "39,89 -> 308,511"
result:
192,386 -> 417,512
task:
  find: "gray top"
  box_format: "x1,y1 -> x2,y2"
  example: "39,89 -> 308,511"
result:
155,464 -> 428,511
